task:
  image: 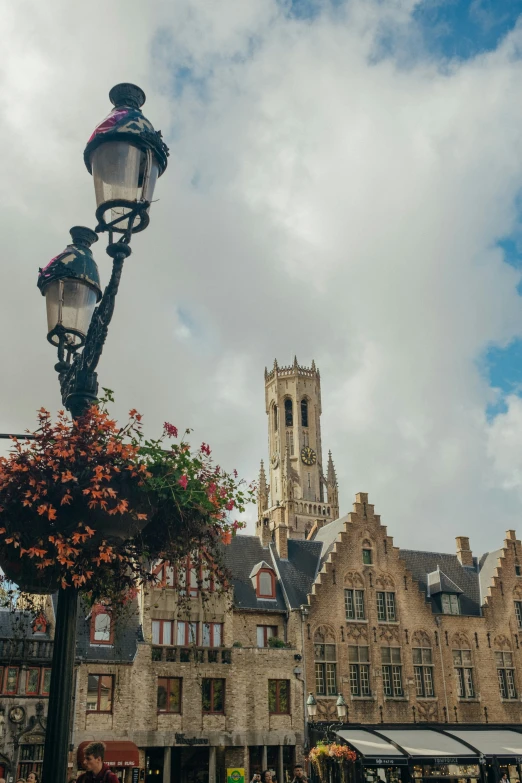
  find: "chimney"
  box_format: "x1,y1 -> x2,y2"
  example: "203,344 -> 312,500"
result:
275,523 -> 289,560
456,536 -> 473,567
257,517 -> 271,547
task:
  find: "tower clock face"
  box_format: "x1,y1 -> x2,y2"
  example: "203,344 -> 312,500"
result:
301,446 -> 316,466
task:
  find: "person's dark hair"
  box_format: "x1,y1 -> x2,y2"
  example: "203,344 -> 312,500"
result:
27,775 -> 39,783
84,741 -> 106,760
261,773 -> 272,782
294,766 -> 303,770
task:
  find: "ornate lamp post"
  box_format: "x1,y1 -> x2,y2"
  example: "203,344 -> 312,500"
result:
36,83 -> 169,783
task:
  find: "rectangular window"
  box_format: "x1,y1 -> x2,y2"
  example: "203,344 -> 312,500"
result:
516,565 -> 521,577
268,680 -> 290,714
86,674 -> 114,713
381,647 -> 403,697
362,549 -> 372,565
152,560 -> 175,587
257,626 -> 278,648
496,651 -> 517,699
157,677 -> 181,713
177,621 -> 198,646
453,649 -> 474,698
348,646 -> 371,697
4,667 -> 18,695
26,668 -> 40,696
413,648 -> 435,697
202,678 -> 225,714
515,601 -> 522,629
41,668 -> 51,696
441,594 -> 460,615
377,592 -> 397,622
152,619 -> 173,646
314,643 -> 337,696
345,590 -> 365,620
202,623 -> 223,647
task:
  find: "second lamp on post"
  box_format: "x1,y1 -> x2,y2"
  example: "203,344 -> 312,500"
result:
35,83 -> 169,783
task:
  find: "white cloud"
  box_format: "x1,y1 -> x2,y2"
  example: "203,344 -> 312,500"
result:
2,0 -> 522,555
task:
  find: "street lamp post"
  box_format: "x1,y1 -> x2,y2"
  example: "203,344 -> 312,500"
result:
37,83 -> 169,783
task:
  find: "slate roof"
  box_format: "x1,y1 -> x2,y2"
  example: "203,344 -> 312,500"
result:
75,598 -> 140,664
224,534 -> 322,611
224,535 -> 287,611
400,550 -> 481,616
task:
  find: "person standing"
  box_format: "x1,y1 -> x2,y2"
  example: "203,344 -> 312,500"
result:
77,742 -> 119,783
291,764 -> 308,783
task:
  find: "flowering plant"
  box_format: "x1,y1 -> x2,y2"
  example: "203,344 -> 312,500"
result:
0,393 -> 254,605
308,743 -> 356,783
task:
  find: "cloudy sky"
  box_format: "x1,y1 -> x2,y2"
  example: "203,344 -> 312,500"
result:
2,0 -> 522,556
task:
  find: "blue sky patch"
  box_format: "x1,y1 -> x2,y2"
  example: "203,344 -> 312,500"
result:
413,0 -> 522,60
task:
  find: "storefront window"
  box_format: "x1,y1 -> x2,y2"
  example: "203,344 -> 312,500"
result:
365,767 -> 403,783
499,764 -> 521,783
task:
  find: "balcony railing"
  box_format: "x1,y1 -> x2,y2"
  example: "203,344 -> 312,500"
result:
152,646 -> 232,664
0,638 -> 54,661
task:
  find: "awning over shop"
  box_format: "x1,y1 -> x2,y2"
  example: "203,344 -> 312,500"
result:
382,730 -> 478,762
336,729 -> 407,766
448,730 -> 522,761
77,741 -> 140,768
336,729 -> 479,766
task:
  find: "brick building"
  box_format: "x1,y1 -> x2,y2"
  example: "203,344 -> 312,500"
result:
3,358 -> 522,783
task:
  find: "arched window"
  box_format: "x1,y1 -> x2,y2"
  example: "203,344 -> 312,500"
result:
285,430 -> 294,456
91,605 -> 113,645
314,627 -> 337,695
257,569 -> 276,599
301,398 -> 308,427
273,404 -> 278,432
285,399 -> 293,427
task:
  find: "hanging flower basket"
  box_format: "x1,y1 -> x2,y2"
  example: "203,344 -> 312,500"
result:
0,397 -> 254,605
308,743 -> 356,783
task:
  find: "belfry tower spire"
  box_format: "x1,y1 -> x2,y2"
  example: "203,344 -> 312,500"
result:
326,451 -> 339,520
256,358 -> 338,542
257,460 -> 269,516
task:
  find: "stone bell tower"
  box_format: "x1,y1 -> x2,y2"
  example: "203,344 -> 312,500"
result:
256,357 -> 339,545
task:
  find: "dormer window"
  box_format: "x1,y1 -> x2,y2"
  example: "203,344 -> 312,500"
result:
258,570 -> 275,598
32,615 -> 47,635
90,605 -> 113,645
441,594 -> 460,615
250,562 -> 277,599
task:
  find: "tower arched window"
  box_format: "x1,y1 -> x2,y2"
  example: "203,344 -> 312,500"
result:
273,404 -> 278,432
301,398 -> 308,427
285,399 -> 293,427
286,430 -> 294,456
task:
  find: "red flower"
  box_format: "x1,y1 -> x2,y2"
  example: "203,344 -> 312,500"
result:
225,500 -> 234,511
164,422 -> 178,438
178,475 -> 188,489
200,443 -> 211,456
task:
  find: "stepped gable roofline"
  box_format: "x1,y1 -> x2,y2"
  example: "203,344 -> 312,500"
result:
427,567 -> 464,596
478,548 -> 503,604
311,513 -> 350,563
265,357 -> 319,383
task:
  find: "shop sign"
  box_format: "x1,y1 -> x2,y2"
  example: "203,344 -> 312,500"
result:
368,759 -> 408,767
174,733 -> 210,746
227,769 -> 246,783
132,769 -> 140,783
